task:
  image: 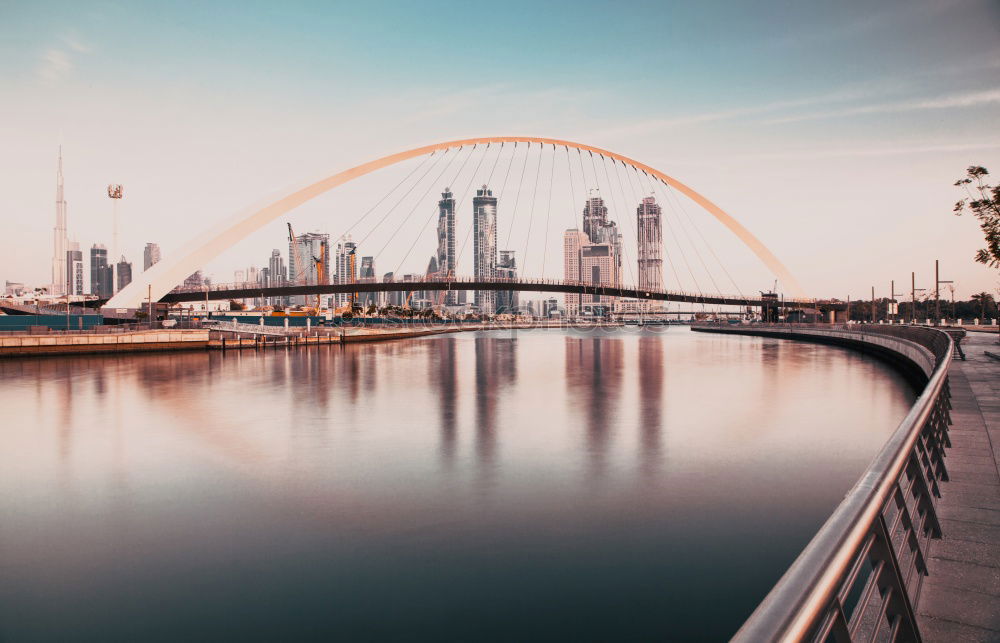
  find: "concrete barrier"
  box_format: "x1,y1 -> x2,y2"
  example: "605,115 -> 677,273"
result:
0,329 -> 210,357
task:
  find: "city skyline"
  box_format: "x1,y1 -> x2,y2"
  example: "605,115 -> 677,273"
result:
2,0 -> 999,300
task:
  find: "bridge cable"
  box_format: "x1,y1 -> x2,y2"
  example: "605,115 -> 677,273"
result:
623,163 -> 685,297
446,142 -> 497,276
377,145 -> 464,269
661,180 -> 750,307
484,141 -> 505,191
564,146 -> 580,232
613,159 -> 651,290
540,144 -> 557,278
500,142 -> 532,251
339,150 -> 437,242
652,179 -> 725,302
636,168 -> 704,299
599,154 -> 637,289
562,146 -> 582,310
392,144 -> 481,277
357,147 -> 449,249
650,177 -> 729,305
496,142 -> 520,201
520,142 -> 545,276
455,142 -> 524,273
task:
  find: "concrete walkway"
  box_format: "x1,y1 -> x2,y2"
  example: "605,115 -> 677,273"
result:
917,331 -> 1000,641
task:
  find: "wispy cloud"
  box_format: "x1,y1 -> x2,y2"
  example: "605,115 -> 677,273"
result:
38,49 -> 74,83
764,88 -> 1000,124
589,86 -> 874,140
36,32 -> 93,84
731,140 -> 1000,162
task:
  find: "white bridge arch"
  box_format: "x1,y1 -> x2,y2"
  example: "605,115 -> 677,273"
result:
107,136 -> 803,309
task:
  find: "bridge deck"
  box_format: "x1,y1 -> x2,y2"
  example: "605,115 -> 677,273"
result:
917,330 -> 1000,640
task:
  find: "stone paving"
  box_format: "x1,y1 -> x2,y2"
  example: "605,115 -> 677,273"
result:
917,331 -> 1000,641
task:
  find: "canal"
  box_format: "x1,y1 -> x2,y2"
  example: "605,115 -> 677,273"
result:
0,328 -> 915,641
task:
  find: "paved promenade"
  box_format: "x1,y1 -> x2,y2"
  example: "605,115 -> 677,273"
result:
918,331 -> 1000,640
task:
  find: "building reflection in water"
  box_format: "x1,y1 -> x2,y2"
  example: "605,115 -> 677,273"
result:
431,337 -> 459,464
637,334 -> 664,478
564,333 -> 624,478
474,335 -> 517,467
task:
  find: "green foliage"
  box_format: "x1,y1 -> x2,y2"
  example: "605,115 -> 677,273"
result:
953,166 -> 1000,268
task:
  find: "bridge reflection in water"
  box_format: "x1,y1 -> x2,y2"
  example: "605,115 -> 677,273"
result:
0,329 -> 913,640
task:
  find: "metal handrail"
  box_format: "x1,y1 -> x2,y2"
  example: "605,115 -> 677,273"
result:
166,275 -> 836,307
728,324 -> 952,642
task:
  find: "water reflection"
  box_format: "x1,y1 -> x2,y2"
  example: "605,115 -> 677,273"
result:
432,337 -> 458,463
638,334 -> 664,478
565,334 -> 624,477
0,329 -> 917,641
474,335 -> 517,471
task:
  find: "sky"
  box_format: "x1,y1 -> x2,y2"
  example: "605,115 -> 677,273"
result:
1,0 -> 999,301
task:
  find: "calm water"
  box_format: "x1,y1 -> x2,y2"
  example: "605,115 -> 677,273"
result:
0,328 -> 915,641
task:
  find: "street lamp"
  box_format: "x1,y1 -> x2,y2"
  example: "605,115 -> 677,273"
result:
911,271 -> 926,324
935,259 -> 953,325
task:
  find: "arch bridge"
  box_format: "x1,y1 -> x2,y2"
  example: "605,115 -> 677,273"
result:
107,136 -> 812,311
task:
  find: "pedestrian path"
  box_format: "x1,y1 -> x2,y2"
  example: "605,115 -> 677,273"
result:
917,331 -> 1000,640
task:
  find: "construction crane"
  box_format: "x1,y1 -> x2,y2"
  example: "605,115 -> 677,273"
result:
312,252 -> 324,310
348,246 -> 357,307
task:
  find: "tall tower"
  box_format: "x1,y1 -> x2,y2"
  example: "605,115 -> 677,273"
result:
473,185 -> 498,315
496,250 -> 518,314
143,243 -> 161,271
437,188 -> 456,304
335,235 -> 357,307
51,147 -> 68,296
582,189 -> 609,243
636,196 -> 664,291
563,229 -> 587,317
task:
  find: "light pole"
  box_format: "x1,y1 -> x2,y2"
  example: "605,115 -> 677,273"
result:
890,280 -> 903,324
911,272 -> 926,324
935,259 -> 953,325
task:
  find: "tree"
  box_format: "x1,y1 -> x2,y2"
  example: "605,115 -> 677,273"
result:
971,292 -> 994,320
953,166 -> 1000,268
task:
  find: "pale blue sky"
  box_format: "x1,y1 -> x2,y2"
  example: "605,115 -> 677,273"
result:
1,0 -> 999,298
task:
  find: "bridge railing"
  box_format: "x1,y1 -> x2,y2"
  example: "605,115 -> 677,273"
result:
704,323 -> 952,642
166,275 -> 828,306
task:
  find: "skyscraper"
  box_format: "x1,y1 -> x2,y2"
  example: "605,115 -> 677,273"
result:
116,258 -> 133,292
267,249 -> 287,287
636,196 -> 664,292
89,245 -> 113,298
563,229 -> 587,316
358,256 -> 377,307
496,250 -> 518,314
51,147 -> 68,295
563,189 -> 622,317
473,185 -> 497,315
144,243 -> 162,271
66,242 -> 83,296
334,235 -> 357,307
582,190 -> 610,243
266,249 -> 288,307
437,188 -> 456,304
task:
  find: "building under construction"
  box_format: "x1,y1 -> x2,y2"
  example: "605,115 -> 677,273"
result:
287,231 -> 330,307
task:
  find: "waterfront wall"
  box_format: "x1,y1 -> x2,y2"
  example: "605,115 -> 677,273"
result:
0,329 -> 209,356
692,323 -> 938,384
